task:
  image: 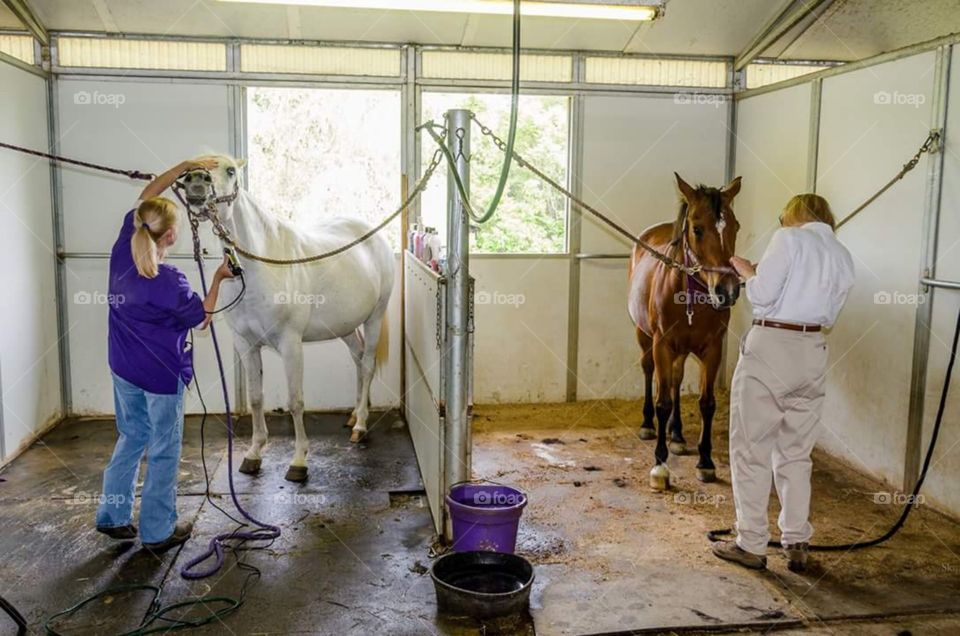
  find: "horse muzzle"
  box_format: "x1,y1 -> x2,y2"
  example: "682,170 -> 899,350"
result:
710,279 -> 741,309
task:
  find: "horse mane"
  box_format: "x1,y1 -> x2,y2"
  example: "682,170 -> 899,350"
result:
670,185 -> 724,246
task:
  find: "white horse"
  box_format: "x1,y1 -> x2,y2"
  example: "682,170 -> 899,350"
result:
180,154 -> 393,482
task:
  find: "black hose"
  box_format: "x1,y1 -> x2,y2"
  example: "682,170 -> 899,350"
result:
708,303 -> 960,551
0,594 -> 28,635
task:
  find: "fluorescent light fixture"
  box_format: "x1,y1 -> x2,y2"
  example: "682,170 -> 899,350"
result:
217,0 -> 661,21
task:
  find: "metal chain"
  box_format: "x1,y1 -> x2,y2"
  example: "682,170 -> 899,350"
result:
191,148 -> 444,266
469,114 -> 703,276
835,130 -> 941,230
435,278 -> 445,350
472,115 -> 943,261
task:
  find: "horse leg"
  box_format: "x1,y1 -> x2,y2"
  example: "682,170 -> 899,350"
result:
278,337 -> 308,482
637,328 -> 656,440
650,337 -> 676,491
238,339 -> 266,475
351,310 -> 385,443
668,355 -> 687,455
342,330 -> 365,429
696,340 -> 723,483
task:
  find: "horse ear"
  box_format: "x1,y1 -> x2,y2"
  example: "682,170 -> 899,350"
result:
235,158 -> 248,168
722,176 -> 742,200
675,172 -> 696,203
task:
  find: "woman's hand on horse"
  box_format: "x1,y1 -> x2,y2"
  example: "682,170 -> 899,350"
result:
186,158 -> 219,172
215,256 -> 237,280
730,256 -> 756,279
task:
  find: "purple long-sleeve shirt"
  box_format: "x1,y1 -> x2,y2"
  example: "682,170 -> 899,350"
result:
107,208 -> 206,394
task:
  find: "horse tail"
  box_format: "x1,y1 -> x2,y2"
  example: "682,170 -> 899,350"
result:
375,313 -> 390,371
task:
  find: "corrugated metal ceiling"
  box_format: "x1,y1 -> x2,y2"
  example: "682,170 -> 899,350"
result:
6,0 -> 960,61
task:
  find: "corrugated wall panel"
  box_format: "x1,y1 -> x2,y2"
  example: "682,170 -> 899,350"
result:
421,51 -> 572,82
0,34 -> 34,64
585,57 -> 727,87
240,44 -> 401,76
58,37 -> 226,71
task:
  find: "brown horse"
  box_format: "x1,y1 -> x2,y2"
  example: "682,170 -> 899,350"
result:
627,173 -> 742,490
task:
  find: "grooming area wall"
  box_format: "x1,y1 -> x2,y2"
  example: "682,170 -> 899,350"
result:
2,1 -> 960,635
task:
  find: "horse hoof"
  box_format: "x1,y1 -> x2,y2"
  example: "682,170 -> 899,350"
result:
238,458 -> 261,475
344,414 -> 357,429
668,441 -> 687,455
639,428 -> 656,441
649,464 -> 670,491
350,429 -> 367,444
285,465 -> 308,482
697,468 -> 717,483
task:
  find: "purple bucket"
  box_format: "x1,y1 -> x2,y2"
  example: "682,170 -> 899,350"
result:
446,482 -> 527,553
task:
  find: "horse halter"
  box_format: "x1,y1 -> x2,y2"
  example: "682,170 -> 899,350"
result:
678,215 -> 740,325
171,167 -> 241,259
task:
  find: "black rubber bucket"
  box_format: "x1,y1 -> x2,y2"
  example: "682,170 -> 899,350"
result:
430,551 -> 535,619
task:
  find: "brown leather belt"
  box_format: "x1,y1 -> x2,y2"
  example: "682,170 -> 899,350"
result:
753,319 -> 822,333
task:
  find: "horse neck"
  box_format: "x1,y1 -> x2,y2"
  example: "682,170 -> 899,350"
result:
223,189 -> 286,254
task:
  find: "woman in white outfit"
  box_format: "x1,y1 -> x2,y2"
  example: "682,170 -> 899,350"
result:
713,194 -> 855,572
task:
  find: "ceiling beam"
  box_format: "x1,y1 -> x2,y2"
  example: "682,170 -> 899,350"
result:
734,0 -> 833,71
1,0 -> 48,45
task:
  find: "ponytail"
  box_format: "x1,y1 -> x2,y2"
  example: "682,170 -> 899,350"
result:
131,197 -> 179,278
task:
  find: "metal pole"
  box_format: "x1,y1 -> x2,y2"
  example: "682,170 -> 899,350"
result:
903,45 -> 951,493
443,109 -> 471,519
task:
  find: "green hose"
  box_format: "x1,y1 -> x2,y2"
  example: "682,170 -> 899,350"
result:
437,0 -> 521,225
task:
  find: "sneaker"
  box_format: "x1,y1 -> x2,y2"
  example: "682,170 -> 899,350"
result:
782,542 -> 809,572
96,524 -> 137,540
142,521 -> 193,553
712,540 -> 767,570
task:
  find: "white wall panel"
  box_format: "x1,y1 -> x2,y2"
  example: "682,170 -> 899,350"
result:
726,83 -> 812,380
815,52 -> 936,488
471,257 -> 569,403
57,79 -> 229,256
578,95 -> 729,399
919,45 -> 960,515
0,62 -> 61,460
65,258 -> 237,415
58,79 -> 234,415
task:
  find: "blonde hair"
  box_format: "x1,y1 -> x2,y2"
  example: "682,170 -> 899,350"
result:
781,193 -> 836,230
131,197 -> 179,278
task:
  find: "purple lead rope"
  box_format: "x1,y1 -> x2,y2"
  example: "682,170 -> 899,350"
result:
179,260 -> 281,580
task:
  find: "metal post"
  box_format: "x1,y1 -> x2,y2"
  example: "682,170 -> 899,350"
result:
903,45 -> 951,493
443,109 -> 471,517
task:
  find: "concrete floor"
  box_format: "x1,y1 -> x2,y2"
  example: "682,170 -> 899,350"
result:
474,397 -> 960,636
0,410 -> 450,635
3,402 -> 960,635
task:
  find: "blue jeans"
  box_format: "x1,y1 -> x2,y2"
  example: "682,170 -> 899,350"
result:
96,373 -> 185,543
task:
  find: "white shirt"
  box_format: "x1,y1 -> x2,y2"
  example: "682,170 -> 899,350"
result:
746,222 -> 855,328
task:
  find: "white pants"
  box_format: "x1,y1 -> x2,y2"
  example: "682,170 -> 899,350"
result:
729,325 -> 828,555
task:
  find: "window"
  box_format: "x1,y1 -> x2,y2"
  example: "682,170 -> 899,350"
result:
0,34 -> 34,65
420,93 -> 569,254
246,87 -> 402,247
585,56 -> 727,87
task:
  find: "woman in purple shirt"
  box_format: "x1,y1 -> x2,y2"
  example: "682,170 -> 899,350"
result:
96,158 -> 235,552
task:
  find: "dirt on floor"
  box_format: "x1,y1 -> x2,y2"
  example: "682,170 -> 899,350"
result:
472,391 -> 960,591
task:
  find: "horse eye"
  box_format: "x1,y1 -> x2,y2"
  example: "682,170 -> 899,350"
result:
692,226 -> 704,238
226,167 -> 236,177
